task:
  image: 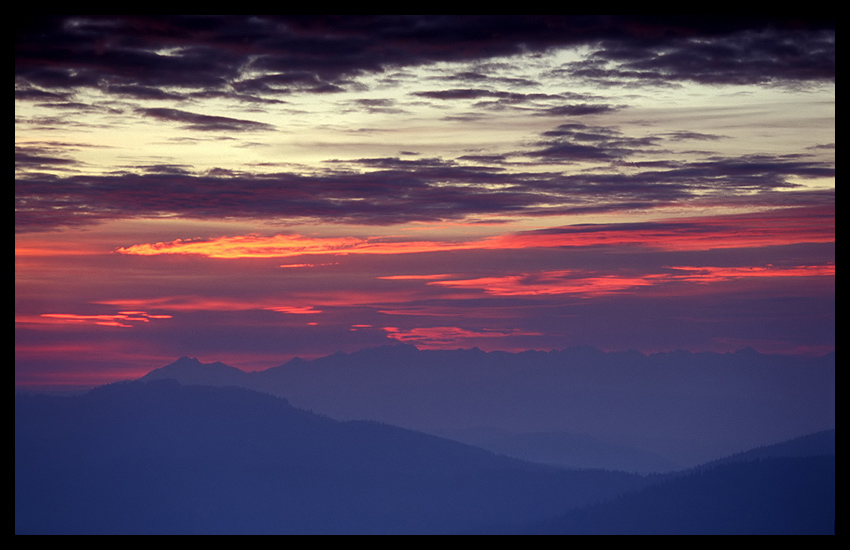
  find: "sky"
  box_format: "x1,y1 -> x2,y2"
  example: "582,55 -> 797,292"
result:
15,16 -> 834,388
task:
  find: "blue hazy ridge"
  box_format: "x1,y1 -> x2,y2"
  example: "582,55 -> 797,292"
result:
15,380 -> 648,535
481,454 -> 834,534
140,345 -> 835,468
17,354 -> 834,535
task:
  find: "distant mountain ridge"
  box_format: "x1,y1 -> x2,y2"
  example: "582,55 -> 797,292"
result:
476,427 -> 835,534
483,455 -> 835,535
442,429 -> 685,474
140,344 -> 835,468
147,356 -> 248,386
15,380 -> 648,534
16,380 -> 834,534
693,428 -> 835,470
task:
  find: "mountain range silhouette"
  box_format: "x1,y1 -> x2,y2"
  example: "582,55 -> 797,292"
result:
16,380 -> 649,534
140,344 -> 834,468
16,378 -> 834,534
16,345 -> 834,534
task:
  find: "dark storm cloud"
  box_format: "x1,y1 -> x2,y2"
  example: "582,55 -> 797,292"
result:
15,147 -> 78,168
807,143 -> 835,151
542,104 -> 621,117
571,24 -> 835,86
661,131 -> 727,142
456,154 -> 510,164
528,123 -> 663,161
443,70 -> 539,89
107,84 -> 185,101
16,16 -> 834,101
411,87 -> 621,116
518,154 -> 834,203
348,98 -> 406,114
14,168 -> 521,230
411,89 -> 564,104
136,107 -> 275,132
14,142 -> 101,172
232,72 -> 348,95
413,88 -> 514,100
15,150 -> 834,232
14,87 -> 73,102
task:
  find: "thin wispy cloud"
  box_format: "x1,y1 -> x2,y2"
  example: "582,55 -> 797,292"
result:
23,311 -> 173,328
136,108 -> 276,132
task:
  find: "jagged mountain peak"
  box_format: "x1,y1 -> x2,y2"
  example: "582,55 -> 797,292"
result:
169,356 -> 202,366
141,355 -> 248,386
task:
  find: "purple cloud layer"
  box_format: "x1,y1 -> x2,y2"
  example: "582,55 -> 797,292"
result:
15,17 -> 834,232
16,16 -> 833,104
15,142 -> 834,231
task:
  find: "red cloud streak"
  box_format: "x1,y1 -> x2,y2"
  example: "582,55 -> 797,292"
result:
426,263 -> 835,298
29,311 -> 173,328
115,207 -> 834,260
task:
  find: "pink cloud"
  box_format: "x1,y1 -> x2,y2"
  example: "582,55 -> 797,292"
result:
425,263 -> 835,298
27,311 -> 173,328
97,296 -> 324,314
263,306 -> 323,315
383,326 -> 542,348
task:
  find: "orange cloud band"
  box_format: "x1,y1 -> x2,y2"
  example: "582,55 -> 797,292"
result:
115,208 -> 834,260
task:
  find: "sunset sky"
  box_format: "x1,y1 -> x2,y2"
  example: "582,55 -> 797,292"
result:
15,16 -> 834,388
